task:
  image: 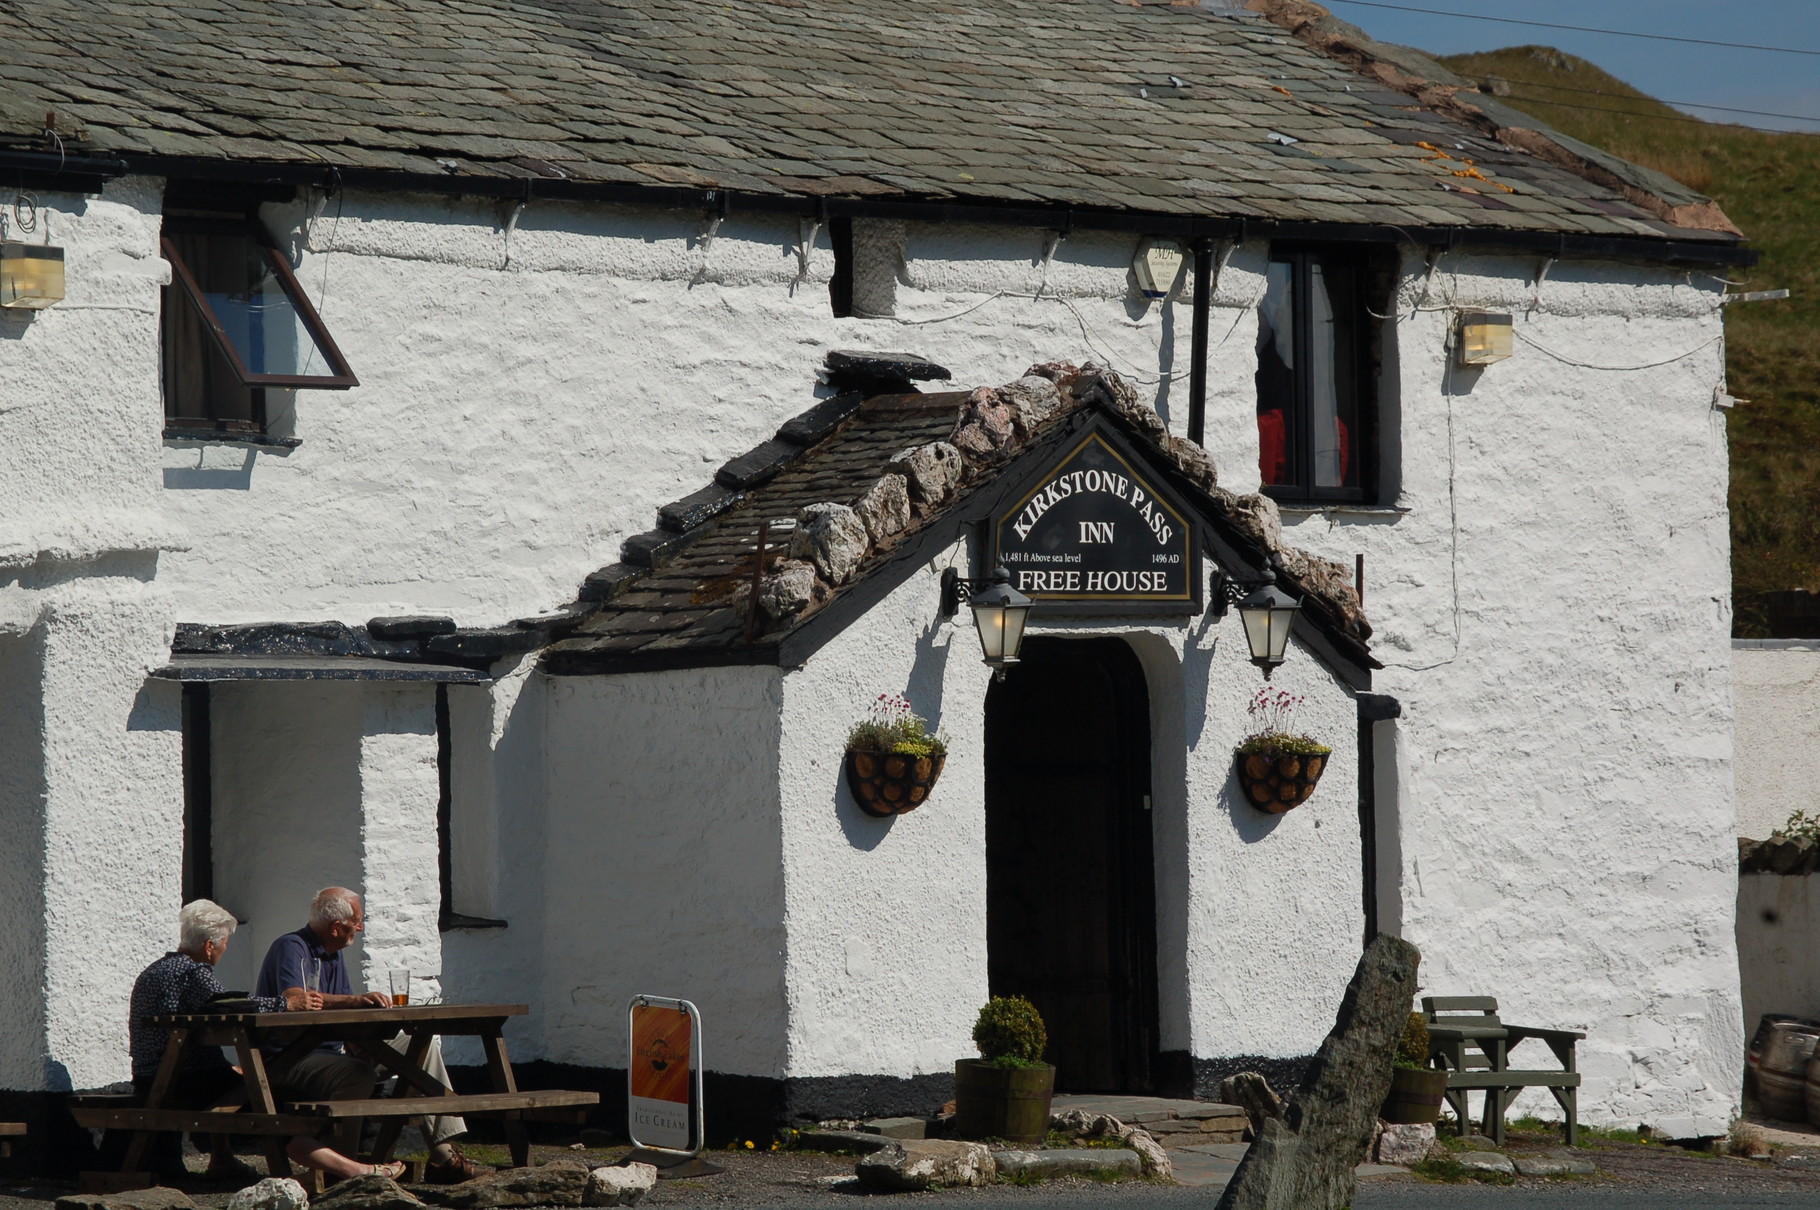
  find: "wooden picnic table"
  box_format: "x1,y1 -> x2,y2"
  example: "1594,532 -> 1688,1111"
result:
73,1003 -> 597,1188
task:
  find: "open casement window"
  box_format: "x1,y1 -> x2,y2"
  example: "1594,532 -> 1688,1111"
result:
161,217 -> 356,433
1255,248 -> 1375,504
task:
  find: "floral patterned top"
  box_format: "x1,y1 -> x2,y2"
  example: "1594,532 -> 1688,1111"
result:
128,951 -> 285,1081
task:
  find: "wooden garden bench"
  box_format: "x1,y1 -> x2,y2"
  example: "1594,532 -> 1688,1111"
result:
1422,995 -> 1582,1146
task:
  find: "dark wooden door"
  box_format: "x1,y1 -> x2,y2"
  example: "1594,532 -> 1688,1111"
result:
985,636 -> 1159,1093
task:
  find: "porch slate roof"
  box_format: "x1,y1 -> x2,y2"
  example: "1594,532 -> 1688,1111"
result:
0,0 -> 1740,247
542,374 -> 1379,683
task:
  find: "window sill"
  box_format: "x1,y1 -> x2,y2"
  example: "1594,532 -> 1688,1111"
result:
439,911 -> 508,932
164,427 -> 302,450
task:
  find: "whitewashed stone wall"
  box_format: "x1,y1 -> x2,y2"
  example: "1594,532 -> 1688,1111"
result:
775,550 -> 1363,1081
1268,250 -> 1742,1136
1733,642 -> 1820,841
0,171 -> 1744,1136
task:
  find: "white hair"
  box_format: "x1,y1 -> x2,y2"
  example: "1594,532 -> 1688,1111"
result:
310,886 -> 361,929
179,900 -> 238,953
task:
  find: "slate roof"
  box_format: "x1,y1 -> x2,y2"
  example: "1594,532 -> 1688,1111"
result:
542,380 -> 1379,683
0,0 -> 1740,247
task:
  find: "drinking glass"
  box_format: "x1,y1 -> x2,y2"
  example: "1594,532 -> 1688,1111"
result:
389,969 -> 411,1007
302,957 -> 321,994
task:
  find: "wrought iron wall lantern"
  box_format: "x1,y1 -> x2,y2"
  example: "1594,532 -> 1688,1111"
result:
1210,567 -> 1302,678
941,566 -> 1034,681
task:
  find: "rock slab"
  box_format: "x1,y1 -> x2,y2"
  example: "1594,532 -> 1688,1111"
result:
994,1148 -> 1142,1180
1457,1151 -> 1516,1175
1215,934 -> 1422,1210
1512,1153 -> 1594,1176
860,1117 -> 927,1140
1374,1122 -> 1435,1165
57,1190 -> 197,1210
854,1140 -> 996,1190
793,1129 -> 896,1154
311,1176 -> 421,1210
227,1179 -> 309,1210
582,1164 -> 657,1207
427,1165 -> 587,1209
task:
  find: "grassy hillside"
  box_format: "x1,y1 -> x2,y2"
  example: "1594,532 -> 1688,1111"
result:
1437,47 -> 1820,636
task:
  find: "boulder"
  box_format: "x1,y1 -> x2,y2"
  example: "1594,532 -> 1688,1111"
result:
1512,1153 -> 1594,1176
310,1176 -> 421,1210
226,1180 -> 309,1210
887,442 -> 965,508
1457,1151 -> 1516,1175
853,474 -> 912,543
56,1190 -> 197,1210
993,1148 -> 1142,1180
999,375 -> 1063,438
1220,491 -> 1285,550
757,558 -> 818,623
1121,1128 -> 1174,1180
1219,1072 -> 1287,1135
582,1164 -> 657,1207
1215,934 -> 1422,1210
1373,1122 -> 1435,1165
426,1165 -> 587,1209
853,1139 -> 996,1191
1050,1108 -> 1125,1138
790,503 -> 869,585
948,387 -> 1016,458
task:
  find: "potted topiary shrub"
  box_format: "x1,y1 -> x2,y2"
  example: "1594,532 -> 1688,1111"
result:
1234,687 -> 1331,813
952,995 -> 1055,1143
846,692 -> 947,817
1381,1011 -> 1448,1124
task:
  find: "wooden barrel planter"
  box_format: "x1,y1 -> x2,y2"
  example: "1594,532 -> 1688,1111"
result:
1757,1020 -> 1820,1123
845,749 -> 945,817
1234,748 -> 1329,813
1381,1067 -> 1449,1125
953,1059 -> 1055,1143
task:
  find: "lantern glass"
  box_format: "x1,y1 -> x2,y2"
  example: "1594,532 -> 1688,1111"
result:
1457,311 -> 1513,366
1,243 -> 65,309
967,567 -> 1034,672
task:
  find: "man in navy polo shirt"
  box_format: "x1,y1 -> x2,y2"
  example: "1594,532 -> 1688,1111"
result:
256,886 -> 478,1184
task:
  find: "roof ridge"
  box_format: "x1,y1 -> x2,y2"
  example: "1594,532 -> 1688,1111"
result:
1243,0 -> 1742,237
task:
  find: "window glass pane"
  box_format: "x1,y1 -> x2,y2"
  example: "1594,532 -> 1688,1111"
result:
1255,259 -> 1296,486
177,230 -> 339,380
162,262 -> 257,425
1308,261 -> 1359,490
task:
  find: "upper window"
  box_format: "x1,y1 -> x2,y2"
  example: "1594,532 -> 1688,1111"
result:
161,215 -> 356,434
1255,249 -> 1373,503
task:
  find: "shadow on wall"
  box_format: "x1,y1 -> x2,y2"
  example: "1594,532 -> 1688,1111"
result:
162,447 -> 257,491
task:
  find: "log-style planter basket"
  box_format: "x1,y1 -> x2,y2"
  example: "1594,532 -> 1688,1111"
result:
846,749 -> 946,817
1234,747 -> 1329,813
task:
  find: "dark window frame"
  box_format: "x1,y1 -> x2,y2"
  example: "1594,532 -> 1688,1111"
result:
162,216 -> 359,391
1256,245 -> 1380,506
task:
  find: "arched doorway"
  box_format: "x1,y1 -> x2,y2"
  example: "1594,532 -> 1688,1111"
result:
985,636 -> 1159,1093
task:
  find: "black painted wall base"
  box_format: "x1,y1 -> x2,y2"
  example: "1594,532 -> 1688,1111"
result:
448,1063 -> 957,1147
1188,1055 -> 1315,1101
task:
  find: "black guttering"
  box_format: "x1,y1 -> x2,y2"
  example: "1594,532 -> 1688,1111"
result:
0,148 -> 1756,270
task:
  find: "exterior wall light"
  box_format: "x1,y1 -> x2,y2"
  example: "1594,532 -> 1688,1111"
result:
1132,238 -> 1186,300
1456,311 -> 1513,366
1210,567 -> 1302,678
1,242 -> 65,309
940,566 -> 1034,681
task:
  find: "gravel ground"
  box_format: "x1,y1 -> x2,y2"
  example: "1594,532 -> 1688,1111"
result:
5,1127 -> 1818,1210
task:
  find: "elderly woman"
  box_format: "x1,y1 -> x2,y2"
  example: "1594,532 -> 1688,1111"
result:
129,900 -> 404,1181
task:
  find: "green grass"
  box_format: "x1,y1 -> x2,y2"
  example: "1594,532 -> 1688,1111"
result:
1436,46 -> 1820,632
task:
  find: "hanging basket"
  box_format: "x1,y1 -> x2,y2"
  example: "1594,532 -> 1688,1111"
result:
846,748 -> 946,817
1234,746 -> 1329,813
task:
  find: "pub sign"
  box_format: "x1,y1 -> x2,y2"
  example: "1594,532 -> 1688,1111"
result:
994,428 -> 1200,614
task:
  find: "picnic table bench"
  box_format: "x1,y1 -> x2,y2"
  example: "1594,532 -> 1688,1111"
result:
72,1003 -> 597,1191
1423,995 -> 1582,1146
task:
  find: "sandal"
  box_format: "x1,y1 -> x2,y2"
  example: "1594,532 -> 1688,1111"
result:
424,1145 -> 482,1185
368,1161 -> 408,1180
